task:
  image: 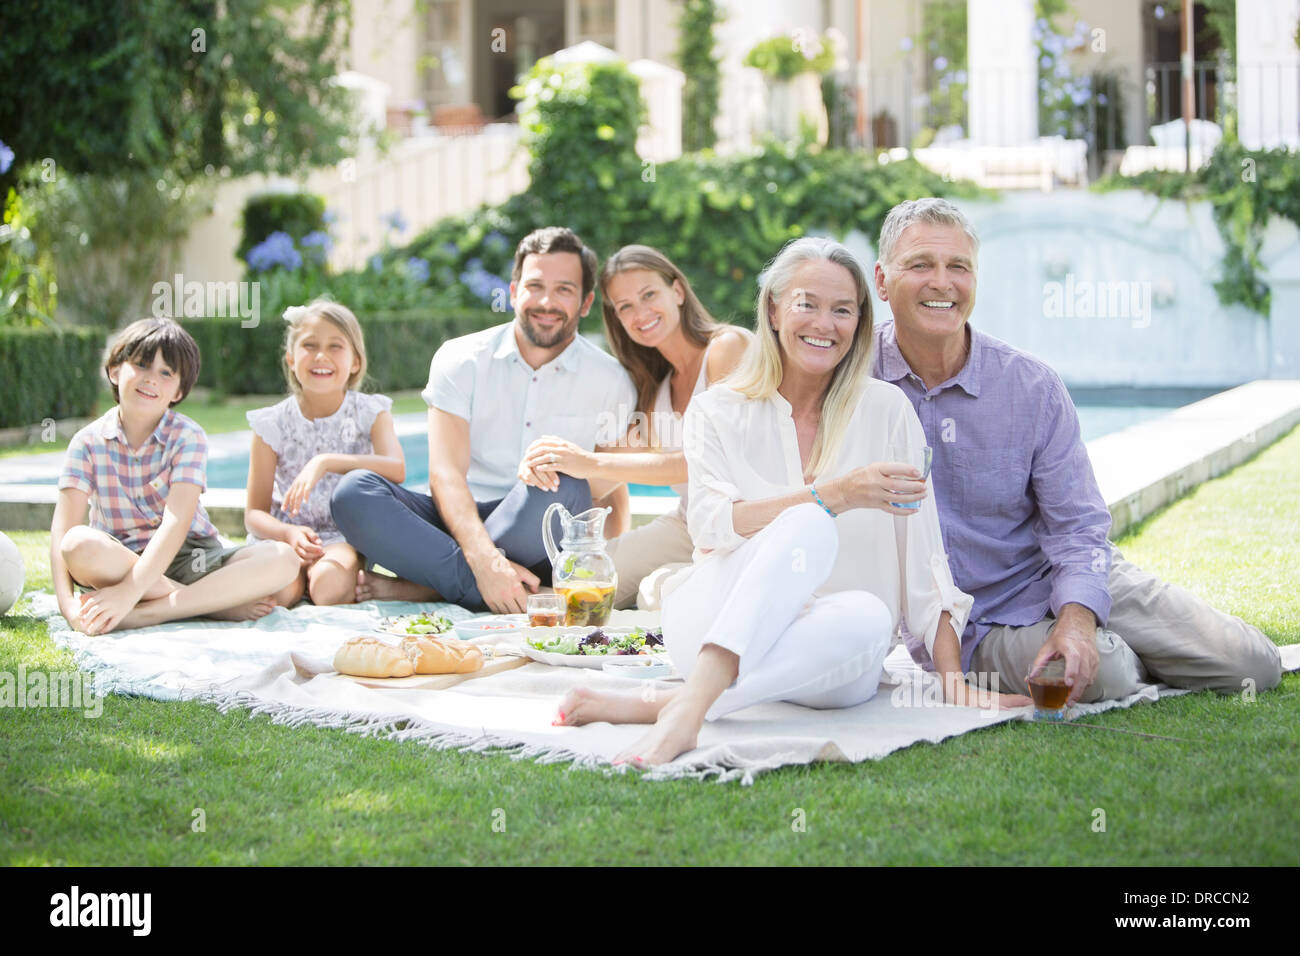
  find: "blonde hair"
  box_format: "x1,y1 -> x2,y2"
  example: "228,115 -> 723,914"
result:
600,244 -> 731,419
724,237 -> 874,479
282,299 -> 368,395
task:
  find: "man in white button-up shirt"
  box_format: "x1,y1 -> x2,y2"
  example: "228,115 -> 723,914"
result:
332,227 -> 636,612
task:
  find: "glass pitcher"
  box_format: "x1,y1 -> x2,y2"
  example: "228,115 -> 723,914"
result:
542,503 -> 618,626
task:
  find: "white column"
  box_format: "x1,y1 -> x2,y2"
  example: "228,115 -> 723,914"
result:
967,0 -> 1038,145
1237,0 -> 1300,149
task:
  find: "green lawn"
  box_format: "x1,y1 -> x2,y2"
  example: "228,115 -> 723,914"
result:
1,427 -> 1296,866
0,389 -> 430,460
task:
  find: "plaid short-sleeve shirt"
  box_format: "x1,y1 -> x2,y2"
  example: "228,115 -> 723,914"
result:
59,407 -> 219,553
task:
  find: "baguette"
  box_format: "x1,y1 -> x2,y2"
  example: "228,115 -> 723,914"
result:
333,636 -> 415,678
402,635 -> 484,674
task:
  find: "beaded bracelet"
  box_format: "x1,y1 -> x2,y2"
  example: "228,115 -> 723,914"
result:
809,483 -> 836,518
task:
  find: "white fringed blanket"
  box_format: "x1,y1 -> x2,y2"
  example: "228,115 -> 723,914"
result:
27,593 -> 1300,784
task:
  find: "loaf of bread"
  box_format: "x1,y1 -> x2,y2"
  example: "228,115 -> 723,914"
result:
333,636 -> 415,678
402,635 -> 484,674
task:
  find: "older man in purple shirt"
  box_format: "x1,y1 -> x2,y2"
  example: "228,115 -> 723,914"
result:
870,198 -> 1282,702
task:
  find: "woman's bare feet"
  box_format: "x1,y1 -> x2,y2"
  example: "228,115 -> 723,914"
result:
614,692 -> 709,767
553,686 -> 673,726
354,569 -> 442,603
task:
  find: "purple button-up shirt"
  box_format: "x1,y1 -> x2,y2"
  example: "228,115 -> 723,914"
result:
872,321 -> 1113,670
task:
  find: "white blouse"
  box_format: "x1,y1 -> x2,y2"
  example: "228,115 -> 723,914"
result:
650,336 -> 714,507
672,379 -> 973,658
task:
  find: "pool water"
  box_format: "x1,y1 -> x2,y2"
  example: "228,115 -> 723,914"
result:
199,399 -> 1198,493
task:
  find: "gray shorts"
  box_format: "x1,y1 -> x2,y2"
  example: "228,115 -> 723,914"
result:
163,533 -> 245,585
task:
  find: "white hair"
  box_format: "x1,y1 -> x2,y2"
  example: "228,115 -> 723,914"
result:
877,198 -> 980,270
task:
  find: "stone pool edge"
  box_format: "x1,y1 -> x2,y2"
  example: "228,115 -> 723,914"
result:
2,380 -> 1298,538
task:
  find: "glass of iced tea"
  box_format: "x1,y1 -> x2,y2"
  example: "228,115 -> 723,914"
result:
527,593 -> 563,628
1027,658 -> 1071,721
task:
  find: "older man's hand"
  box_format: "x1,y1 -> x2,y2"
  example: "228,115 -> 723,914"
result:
1028,603 -> 1101,705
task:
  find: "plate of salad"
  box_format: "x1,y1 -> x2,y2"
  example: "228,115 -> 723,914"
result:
522,626 -> 669,669
378,612 -> 456,637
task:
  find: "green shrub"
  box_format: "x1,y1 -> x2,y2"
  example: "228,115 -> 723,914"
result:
678,0 -> 723,152
1,186 -> 57,327
181,309 -> 500,396
511,57 -> 647,256
743,32 -> 836,80
1096,137 -> 1300,315
0,326 -> 102,428
628,140 -> 982,321
238,193 -> 328,264
20,169 -> 205,328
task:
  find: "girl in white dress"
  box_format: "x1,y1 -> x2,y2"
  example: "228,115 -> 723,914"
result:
245,300 -> 405,606
516,245 -> 749,609
555,238 -> 1030,767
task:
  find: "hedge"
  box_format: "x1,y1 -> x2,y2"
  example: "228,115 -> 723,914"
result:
0,326 -> 103,429
181,308 -> 501,396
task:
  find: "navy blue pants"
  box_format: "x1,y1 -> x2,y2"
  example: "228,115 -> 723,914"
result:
330,471 -> 592,610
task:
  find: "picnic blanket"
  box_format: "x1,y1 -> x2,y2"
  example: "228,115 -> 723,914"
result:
26,593 -> 1300,784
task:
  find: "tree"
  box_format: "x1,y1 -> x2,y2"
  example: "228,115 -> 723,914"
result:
0,0 -> 356,184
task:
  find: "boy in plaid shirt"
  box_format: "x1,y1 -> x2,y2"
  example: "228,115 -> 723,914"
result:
51,318 -> 300,635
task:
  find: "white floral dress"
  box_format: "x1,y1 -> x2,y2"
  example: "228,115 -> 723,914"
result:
246,390 -> 394,546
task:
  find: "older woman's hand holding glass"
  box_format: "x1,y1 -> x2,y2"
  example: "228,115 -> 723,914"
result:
554,237 -> 1029,768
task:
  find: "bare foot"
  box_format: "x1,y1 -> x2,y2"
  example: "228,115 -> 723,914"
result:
355,569 -> 442,603
553,686 -> 673,726
209,596 -> 278,622
614,693 -> 707,767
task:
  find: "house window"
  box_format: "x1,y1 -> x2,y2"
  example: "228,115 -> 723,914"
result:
423,0 -> 466,109
576,0 -> 616,48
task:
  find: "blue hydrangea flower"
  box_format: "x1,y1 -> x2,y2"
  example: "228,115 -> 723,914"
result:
369,254 -> 385,273
405,257 -> 431,283
440,241 -> 459,258
458,260 -> 510,304
0,140 -> 13,175
300,230 -> 332,265
246,231 -> 302,272
383,210 -> 409,233
484,231 -> 509,254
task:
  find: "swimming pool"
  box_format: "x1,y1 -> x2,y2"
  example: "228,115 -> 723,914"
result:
0,388 -> 1223,494
198,391 -> 1217,493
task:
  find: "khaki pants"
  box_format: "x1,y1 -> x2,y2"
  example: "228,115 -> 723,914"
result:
971,546 -> 1283,700
604,508 -> 694,611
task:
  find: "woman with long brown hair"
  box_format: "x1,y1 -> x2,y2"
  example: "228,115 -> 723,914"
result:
516,245 -> 748,609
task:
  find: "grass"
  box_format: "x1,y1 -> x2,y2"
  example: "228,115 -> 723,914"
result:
0,388 -> 430,460
1,427 -> 1297,865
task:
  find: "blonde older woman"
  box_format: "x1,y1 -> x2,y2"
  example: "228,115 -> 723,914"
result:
555,237 -> 1030,767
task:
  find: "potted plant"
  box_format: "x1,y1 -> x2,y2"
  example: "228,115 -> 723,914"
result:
744,28 -> 840,142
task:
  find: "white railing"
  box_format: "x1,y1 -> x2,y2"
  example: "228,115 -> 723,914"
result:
321,125 -> 529,271
174,125 -> 530,285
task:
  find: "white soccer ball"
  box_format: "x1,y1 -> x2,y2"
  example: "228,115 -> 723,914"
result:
0,532 -> 25,615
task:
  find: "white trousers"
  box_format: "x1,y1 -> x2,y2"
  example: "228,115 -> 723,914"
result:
662,502 -> 892,721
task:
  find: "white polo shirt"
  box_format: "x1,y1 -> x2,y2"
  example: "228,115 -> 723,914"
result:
422,321 -> 636,501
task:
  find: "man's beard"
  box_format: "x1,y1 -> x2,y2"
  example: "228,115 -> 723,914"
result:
519,308 -> 577,349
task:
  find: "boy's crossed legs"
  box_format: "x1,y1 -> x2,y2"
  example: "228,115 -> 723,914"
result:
60,526 -> 299,633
